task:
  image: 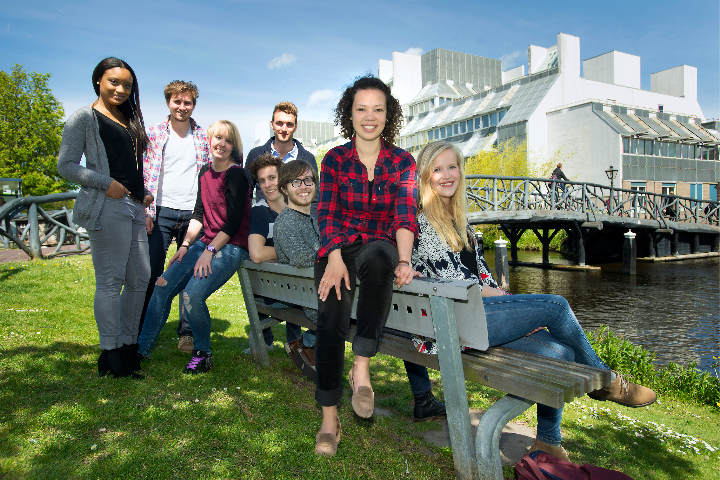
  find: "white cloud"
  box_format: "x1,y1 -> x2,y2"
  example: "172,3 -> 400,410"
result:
404,47 -> 424,56
307,89 -> 340,108
267,53 -> 297,70
501,50 -> 523,70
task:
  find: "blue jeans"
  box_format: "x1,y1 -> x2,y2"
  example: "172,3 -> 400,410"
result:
138,241 -> 249,356
403,361 -> 432,395
483,294 -> 610,445
141,206 -> 194,338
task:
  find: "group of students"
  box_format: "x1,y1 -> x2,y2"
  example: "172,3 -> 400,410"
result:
57,57 -> 657,461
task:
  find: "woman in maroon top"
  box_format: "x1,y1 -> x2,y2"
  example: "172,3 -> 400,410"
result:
313,76 -> 439,456
138,120 -> 252,374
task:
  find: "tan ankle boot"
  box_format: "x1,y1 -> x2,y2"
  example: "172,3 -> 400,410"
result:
529,438 -> 570,462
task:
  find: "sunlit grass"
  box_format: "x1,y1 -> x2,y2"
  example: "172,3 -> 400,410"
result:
1,252 -> 719,479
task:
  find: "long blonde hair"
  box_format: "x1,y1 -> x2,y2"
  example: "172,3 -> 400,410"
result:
416,141 -> 470,252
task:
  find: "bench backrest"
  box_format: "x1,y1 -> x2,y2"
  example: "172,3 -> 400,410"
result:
241,260 -> 489,350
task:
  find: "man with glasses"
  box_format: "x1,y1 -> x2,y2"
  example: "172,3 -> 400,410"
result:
272,160 -> 321,382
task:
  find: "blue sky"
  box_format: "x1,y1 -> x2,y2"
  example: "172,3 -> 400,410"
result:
2,0 -> 718,148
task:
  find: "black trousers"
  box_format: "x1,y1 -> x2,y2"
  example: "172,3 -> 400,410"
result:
313,240 -> 398,406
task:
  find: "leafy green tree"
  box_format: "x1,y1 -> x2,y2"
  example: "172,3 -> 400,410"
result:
0,64 -> 71,197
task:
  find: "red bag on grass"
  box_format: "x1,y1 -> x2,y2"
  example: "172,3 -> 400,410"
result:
515,451 -> 634,480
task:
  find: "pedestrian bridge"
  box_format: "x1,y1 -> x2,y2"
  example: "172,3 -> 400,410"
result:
464,175 -> 719,265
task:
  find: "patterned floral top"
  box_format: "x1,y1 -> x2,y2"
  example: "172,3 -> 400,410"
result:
411,212 -> 499,289
411,212 -> 500,354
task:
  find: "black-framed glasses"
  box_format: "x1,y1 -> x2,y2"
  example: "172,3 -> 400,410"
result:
291,178 -> 315,187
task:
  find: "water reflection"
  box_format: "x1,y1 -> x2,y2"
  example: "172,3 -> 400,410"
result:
485,251 -> 720,373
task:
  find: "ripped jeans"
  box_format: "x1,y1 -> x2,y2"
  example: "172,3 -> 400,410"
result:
138,240 -> 249,356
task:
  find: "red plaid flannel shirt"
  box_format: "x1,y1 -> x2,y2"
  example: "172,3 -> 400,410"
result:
316,138 -> 418,260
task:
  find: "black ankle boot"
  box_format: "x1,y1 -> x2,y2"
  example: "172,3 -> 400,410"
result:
98,350 -> 110,376
104,347 -> 143,379
413,391 -> 446,421
124,344 -> 143,372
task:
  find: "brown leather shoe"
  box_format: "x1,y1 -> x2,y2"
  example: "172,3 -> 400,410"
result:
178,336 -> 194,353
349,365 -> 374,419
298,347 -> 317,384
529,439 -> 570,462
284,339 -> 302,370
588,370 -> 657,407
315,418 -> 341,456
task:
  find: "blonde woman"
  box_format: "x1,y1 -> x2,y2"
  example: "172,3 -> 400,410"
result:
412,141 -> 657,461
138,120 -> 252,373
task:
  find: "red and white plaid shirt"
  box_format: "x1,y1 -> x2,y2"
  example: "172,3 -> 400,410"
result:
316,138 -> 418,260
142,116 -> 209,219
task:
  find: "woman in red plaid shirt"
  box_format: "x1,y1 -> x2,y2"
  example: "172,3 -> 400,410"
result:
313,76 -> 424,456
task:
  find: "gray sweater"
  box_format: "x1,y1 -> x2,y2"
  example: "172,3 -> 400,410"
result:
57,105 -> 149,230
273,207 -> 320,323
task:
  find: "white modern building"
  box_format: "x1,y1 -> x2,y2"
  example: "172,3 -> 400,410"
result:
382,33 -> 719,201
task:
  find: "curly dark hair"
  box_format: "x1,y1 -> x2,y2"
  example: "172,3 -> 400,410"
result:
334,75 -> 403,146
249,153 -> 283,181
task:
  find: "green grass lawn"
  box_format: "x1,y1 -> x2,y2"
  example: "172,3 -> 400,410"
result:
1,253 -> 719,479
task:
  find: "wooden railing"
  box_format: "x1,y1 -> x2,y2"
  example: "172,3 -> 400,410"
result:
0,193 -> 89,260
465,175 -> 720,227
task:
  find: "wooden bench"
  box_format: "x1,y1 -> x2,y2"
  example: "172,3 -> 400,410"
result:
237,260 -> 610,480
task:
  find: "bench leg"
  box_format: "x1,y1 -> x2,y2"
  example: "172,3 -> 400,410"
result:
430,296 -> 477,480
238,267 -> 270,367
475,394 -> 534,480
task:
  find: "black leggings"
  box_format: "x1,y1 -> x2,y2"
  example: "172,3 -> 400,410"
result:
313,240 -> 398,406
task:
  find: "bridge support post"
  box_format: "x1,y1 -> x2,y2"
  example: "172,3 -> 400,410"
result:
671,231 -> 680,256
713,234 -> 719,253
623,231 -> 637,275
691,233 -> 700,254
644,231 -> 656,258
494,239 -> 510,289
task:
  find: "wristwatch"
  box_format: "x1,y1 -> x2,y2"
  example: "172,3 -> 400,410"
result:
206,245 -> 217,255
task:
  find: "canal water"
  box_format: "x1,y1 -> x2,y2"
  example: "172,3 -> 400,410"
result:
483,251 -> 720,374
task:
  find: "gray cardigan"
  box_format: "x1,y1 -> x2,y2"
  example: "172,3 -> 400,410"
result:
57,105 -> 149,230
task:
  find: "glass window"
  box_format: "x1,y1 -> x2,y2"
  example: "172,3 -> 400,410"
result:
475,117 -> 481,129
440,127 -> 446,139
660,142 -> 668,157
467,120 -> 473,132
499,110 -> 506,121
654,141 -> 660,156
710,148 -> 716,161
461,122 -> 467,134
662,183 -> 676,196
645,140 -> 653,155
623,138 -> 630,153
682,144 -> 689,158
668,142 -> 676,157
453,123 -> 459,135
630,182 -> 646,191
490,112 -> 498,126
638,140 -> 645,155
630,138 -> 637,154
434,128 -> 440,140
695,145 -> 701,159
482,115 -> 489,128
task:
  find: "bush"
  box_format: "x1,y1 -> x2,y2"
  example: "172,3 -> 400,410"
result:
587,326 -> 720,408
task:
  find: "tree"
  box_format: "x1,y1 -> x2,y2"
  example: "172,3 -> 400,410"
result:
0,64 -> 71,197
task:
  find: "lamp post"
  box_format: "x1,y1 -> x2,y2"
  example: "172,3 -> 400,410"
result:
605,165 -> 618,189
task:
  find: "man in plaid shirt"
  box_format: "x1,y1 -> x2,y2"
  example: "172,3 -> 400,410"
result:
140,81 -> 210,353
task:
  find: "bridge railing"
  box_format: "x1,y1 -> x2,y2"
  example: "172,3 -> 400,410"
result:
0,192 -> 89,260
465,175 -> 720,226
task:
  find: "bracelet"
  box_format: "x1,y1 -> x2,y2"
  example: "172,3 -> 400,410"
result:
180,243 -> 190,249
398,260 -> 410,266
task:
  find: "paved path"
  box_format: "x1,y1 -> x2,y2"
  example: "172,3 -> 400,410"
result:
0,245 -> 89,264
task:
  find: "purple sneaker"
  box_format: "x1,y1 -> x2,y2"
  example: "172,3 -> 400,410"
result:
183,349 -> 213,374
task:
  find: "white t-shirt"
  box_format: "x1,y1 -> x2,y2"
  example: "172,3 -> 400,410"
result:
156,128 -> 198,210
